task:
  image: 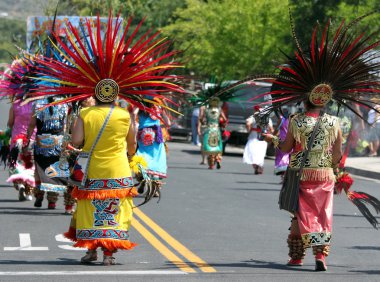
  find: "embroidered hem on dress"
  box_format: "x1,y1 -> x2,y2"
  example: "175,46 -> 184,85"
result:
81,177 -> 134,190
39,183 -> 67,193
146,170 -> 167,179
64,227 -> 136,251
301,232 -> 332,247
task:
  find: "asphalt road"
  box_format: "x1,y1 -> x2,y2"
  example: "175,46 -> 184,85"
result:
0,137 -> 379,281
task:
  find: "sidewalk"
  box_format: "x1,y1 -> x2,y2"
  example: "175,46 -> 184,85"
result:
345,156 -> 380,180
225,146 -> 380,180
176,140 -> 380,180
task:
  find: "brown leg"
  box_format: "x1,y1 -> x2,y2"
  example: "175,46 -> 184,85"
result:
215,154 -> 222,169
208,155 -> 215,169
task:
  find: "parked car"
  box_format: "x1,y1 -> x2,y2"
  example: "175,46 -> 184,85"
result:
225,81 -> 273,147
168,105 -> 192,141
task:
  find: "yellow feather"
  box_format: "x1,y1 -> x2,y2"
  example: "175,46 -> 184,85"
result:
129,155 -> 148,174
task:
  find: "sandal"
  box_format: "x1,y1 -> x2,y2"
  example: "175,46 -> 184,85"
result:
81,250 -> 98,263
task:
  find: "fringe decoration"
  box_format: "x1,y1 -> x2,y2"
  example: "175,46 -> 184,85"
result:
300,168 -> 335,181
7,174 -> 36,187
72,186 -> 138,200
73,239 -> 137,252
290,114 -> 339,150
64,226 -> 77,242
64,227 -> 137,251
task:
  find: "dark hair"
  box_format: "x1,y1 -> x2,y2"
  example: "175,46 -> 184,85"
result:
48,96 -> 54,115
94,96 -> 114,105
304,99 -> 322,110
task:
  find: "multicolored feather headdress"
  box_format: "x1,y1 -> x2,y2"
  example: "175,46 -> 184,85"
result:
188,77 -> 249,107
0,54 -> 38,102
26,13 -> 184,116
217,11 -> 380,120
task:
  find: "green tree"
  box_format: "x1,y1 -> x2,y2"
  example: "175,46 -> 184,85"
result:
288,0 -> 379,49
163,0 -> 291,79
0,18 -> 26,63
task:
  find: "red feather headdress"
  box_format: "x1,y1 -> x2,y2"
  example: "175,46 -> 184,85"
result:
27,13 -> 184,117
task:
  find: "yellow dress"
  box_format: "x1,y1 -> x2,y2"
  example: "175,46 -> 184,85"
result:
65,106 -> 137,251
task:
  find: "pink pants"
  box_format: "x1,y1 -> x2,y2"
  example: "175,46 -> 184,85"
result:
296,179 -> 334,247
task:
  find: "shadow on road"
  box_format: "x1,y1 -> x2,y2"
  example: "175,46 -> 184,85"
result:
236,181 -> 280,185
0,207 -> 67,216
166,259 -> 316,272
0,199 -> 21,203
349,270 -> 380,275
349,246 -> 380,251
333,213 -> 380,219
232,188 -> 280,192
0,258 -> 80,266
181,149 -> 200,155
218,172 -> 255,175
168,166 -> 206,171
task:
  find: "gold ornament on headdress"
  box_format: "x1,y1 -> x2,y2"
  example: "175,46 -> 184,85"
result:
309,84 -> 333,107
95,79 -> 119,103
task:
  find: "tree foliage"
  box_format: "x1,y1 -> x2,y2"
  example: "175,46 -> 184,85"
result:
163,0 -> 291,79
0,0 -> 378,79
0,18 -> 26,64
288,0 -> 379,49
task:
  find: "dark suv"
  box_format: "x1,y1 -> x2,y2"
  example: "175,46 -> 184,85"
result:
225,81 -> 272,146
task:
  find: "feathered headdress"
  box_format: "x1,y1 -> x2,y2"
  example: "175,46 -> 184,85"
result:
217,11 -> 380,119
26,12 -> 184,116
188,77 -> 248,106
0,6 -> 64,103
0,56 -> 37,101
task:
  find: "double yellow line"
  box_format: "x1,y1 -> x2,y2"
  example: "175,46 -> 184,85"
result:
133,208 -> 216,273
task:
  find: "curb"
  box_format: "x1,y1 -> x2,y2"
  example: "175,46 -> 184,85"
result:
345,166 -> 380,181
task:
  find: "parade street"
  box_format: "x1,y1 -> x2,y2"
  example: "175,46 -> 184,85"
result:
0,141 -> 379,282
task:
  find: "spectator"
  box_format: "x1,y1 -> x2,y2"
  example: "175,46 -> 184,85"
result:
367,105 -> 380,157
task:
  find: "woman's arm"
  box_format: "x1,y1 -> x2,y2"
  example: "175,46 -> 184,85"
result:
220,111 -> 227,123
197,107 -> 204,135
263,122 -> 295,153
245,117 -> 252,132
71,117 -> 84,148
332,128 -> 343,167
26,115 -> 36,141
127,120 -> 137,156
7,105 -> 14,129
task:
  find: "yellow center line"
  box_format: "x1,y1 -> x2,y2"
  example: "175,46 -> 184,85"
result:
132,217 -> 196,273
134,208 -> 217,273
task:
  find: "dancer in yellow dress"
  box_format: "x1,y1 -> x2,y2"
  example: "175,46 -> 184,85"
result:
65,100 -> 137,265
22,13 -> 184,266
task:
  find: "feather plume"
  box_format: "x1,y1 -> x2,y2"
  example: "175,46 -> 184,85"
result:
347,191 -> 380,229
25,12 -> 184,116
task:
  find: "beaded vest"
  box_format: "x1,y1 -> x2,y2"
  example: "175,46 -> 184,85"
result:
288,112 -> 340,181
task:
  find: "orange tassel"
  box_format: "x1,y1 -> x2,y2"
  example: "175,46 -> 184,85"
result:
73,239 -> 137,252
64,226 -> 77,242
72,186 -> 138,200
